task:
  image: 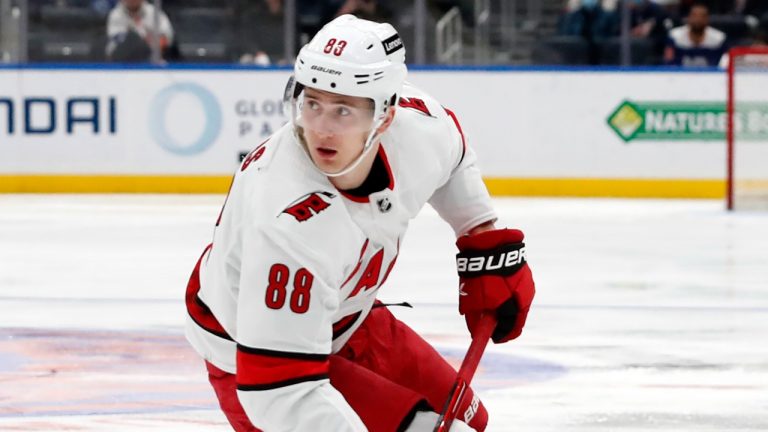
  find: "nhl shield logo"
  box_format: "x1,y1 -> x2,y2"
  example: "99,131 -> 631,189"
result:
376,197 -> 392,213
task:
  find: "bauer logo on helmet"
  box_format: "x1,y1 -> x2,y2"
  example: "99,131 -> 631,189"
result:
310,65 -> 343,76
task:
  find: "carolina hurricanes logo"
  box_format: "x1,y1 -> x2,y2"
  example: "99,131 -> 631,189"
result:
280,191 -> 336,222
398,97 -> 433,117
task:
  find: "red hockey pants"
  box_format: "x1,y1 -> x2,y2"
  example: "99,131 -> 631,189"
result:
205,305 -> 488,431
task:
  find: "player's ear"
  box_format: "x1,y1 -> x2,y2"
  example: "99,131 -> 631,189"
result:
376,106 -> 396,134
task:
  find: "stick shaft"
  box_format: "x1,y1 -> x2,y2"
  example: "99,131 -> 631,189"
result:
434,314 -> 496,432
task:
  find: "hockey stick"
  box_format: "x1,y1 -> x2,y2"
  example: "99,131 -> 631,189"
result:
433,314 -> 497,432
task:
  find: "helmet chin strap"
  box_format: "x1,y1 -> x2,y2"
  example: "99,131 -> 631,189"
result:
321,125 -> 381,178
290,90 -> 391,179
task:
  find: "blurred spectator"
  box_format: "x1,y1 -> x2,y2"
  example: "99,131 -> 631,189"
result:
740,0 -> 768,17
651,0 -> 681,15
680,0 -> 768,17
678,0 -> 768,16
335,0 -> 393,22
602,0 -> 671,58
239,51 -> 272,66
106,0 -> 175,62
679,0 -> 735,15
260,0 -> 394,55
265,0 -> 283,15
624,0 -> 670,41
559,0 -> 615,38
231,0 -> 282,64
561,0 -> 672,64
558,0 -> 617,63
256,0 -> 343,49
664,3 -> 726,66
91,0 -> 118,18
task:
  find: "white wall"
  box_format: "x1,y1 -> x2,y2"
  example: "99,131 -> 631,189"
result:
2,67 -> 764,184
409,70 -> 727,179
0,69 -> 291,175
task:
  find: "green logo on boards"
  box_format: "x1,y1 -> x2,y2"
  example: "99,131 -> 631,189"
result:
606,100 -> 768,142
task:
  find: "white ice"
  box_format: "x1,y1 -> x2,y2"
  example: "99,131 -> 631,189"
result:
0,195 -> 766,431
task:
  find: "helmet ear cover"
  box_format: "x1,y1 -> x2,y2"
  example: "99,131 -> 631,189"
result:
282,75 -> 304,107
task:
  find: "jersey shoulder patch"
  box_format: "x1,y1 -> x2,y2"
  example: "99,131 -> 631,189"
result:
391,84 -> 464,166
238,124 -> 293,174
279,191 -> 337,223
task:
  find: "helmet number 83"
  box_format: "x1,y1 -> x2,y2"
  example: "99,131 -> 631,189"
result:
323,38 -> 348,56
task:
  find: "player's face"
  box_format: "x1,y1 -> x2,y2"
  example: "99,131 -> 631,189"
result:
299,88 -> 376,174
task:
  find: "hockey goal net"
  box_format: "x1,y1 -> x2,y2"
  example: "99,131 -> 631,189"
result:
727,46 -> 768,210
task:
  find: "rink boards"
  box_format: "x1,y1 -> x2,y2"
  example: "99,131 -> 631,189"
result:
1,65 -> 764,197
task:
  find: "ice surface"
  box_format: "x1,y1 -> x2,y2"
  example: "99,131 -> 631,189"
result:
1,195 -> 766,431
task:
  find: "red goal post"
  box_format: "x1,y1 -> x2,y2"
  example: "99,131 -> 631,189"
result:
726,46 -> 768,210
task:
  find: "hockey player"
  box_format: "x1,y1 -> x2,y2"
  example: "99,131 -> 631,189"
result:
185,14 -> 535,432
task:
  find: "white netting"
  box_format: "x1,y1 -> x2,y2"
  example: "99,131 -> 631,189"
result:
730,49 -> 768,210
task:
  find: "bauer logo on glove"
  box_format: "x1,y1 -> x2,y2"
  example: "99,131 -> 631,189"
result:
455,228 -> 536,344
456,245 -> 526,276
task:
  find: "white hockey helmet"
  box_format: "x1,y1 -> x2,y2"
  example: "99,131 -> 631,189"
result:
291,14 -> 407,120
284,15 -> 407,176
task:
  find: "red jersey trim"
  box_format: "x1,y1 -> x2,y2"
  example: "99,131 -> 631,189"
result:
380,144 -> 395,190
444,108 -> 467,166
185,244 -> 232,341
338,145 -> 395,203
340,239 -> 369,289
237,374 -> 329,391
236,344 -> 330,389
379,238 -> 400,287
332,311 -> 362,340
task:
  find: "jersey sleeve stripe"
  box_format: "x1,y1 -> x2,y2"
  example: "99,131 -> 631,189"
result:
236,344 -> 329,360
236,374 -> 329,391
444,108 -> 467,167
188,296 -> 233,341
236,345 -> 330,389
185,244 -> 233,341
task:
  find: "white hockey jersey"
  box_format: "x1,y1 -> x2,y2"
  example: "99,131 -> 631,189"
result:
185,82 -> 496,431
